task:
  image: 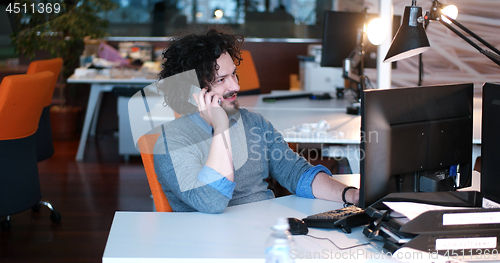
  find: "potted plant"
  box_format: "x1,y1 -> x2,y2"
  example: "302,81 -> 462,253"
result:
10,0 -> 117,139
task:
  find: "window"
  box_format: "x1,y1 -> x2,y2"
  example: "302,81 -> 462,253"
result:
105,0 -> 329,38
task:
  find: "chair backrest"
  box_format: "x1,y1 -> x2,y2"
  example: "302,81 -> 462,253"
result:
26,58 -> 63,161
138,133 -> 173,212
237,50 -> 260,93
26,58 -> 63,107
0,71 -> 55,140
0,71 -> 54,216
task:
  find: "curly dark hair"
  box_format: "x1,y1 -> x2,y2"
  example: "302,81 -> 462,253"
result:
157,28 -> 244,114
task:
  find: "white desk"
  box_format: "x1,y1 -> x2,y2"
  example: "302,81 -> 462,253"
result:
103,174 -> 362,263
142,90 -> 360,144
103,171 -> 484,263
103,197 -> 384,263
67,75 -> 156,161
239,92 -> 360,144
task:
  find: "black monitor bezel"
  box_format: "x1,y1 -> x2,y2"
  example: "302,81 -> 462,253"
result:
359,83 -> 474,208
480,82 -> 500,204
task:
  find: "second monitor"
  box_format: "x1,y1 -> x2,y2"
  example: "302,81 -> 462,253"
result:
321,11 -> 401,69
359,83 -> 474,208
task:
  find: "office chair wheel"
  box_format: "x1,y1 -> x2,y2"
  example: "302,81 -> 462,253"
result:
1,217 -> 11,231
50,211 -> 62,223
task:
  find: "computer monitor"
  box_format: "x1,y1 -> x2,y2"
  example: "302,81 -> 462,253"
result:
320,11 -> 400,69
359,83 -> 474,208
480,82 -> 500,203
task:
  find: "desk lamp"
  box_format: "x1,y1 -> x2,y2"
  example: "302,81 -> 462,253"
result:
343,8 -> 388,115
417,3 -> 456,86
384,0 -> 500,67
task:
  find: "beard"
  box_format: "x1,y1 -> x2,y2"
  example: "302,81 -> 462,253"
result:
222,99 -> 240,116
221,91 -> 240,116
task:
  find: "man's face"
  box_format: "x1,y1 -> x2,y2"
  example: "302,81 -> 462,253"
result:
209,52 -> 240,114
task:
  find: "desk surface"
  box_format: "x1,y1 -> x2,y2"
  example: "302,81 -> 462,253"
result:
143,91 -> 362,144
240,92 -> 361,144
67,74 -> 157,85
239,91 -> 354,111
103,172 -> 482,263
103,174 -> 364,262
103,196 -> 379,263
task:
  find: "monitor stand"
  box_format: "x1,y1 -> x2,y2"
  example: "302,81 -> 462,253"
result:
346,104 -> 360,115
345,81 -> 362,115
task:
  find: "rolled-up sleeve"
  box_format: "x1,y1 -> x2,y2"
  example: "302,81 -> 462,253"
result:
295,165 -> 332,198
154,125 -> 234,213
198,165 -> 236,199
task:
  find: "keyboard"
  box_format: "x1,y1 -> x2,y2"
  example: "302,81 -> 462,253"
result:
302,206 -> 372,233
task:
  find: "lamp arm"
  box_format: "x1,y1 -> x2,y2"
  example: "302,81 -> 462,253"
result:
438,16 -> 500,67
480,50 -> 500,68
442,14 -> 500,56
438,19 -> 482,52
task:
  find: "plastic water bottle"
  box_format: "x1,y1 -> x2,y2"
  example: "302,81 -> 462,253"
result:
265,217 -> 295,263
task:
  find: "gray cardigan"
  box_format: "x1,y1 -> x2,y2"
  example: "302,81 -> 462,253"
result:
153,108 -> 331,213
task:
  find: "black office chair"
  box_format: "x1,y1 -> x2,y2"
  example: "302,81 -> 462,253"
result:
0,72 -> 62,231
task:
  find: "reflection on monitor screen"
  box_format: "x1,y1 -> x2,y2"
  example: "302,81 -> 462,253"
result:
359,83 -> 474,208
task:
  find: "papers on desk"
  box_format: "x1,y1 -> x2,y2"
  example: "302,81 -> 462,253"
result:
283,119 -> 329,134
384,197 -> 500,221
380,196 -> 500,262
383,202 -> 477,221
281,119 -> 341,142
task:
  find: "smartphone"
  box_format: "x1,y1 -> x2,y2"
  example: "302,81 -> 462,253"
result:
188,85 -> 201,107
188,85 -> 221,106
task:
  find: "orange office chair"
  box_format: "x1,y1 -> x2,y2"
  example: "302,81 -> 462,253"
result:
26,58 -> 63,161
0,71 -> 62,230
138,133 -> 173,212
237,50 -> 260,95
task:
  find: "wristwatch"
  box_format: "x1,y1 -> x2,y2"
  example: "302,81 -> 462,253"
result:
342,186 -> 357,207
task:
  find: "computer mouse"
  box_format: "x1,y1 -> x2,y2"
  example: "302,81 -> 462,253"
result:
288,218 -> 309,235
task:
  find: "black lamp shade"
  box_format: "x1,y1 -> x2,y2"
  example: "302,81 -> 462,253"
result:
384,5 -> 430,63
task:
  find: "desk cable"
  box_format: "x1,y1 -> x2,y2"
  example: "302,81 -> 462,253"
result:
304,234 -> 371,250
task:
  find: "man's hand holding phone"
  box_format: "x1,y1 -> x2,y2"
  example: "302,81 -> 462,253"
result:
192,88 -> 228,133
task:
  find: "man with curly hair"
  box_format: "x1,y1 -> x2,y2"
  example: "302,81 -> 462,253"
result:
154,28 -> 359,213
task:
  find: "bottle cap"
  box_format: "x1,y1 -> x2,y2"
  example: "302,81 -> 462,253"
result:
272,217 -> 290,231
